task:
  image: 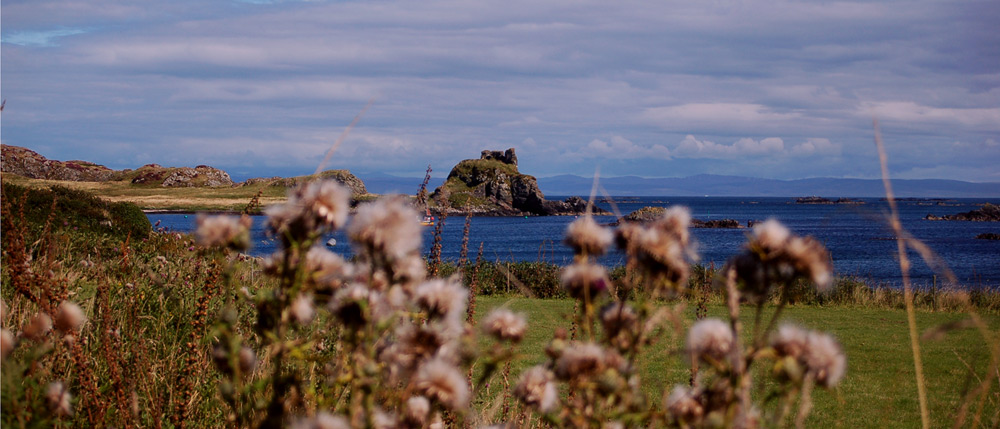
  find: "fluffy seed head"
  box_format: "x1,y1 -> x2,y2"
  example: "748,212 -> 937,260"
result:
46,381 -> 73,416
687,318 -> 733,363
752,219 -> 791,252
349,196 -> 422,263
196,215 -> 252,250
560,263 -> 610,300
405,396 -> 431,425
770,324 -> 810,360
565,216 -> 613,256
482,309 -> 527,343
554,342 -> 609,380
616,207 -> 695,286
600,302 -> 638,339
238,346 -> 257,375
22,312 -> 53,341
803,331 -> 846,388
303,180 -> 351,229
665,385 -> 704,423
290,294 -> 316,325
54,301 -> 86,333
291,412 -> 350,429
1,329 -> 15,360
414,279 -> 468,321
514,365 -> 560,413
414,358 -> 470,410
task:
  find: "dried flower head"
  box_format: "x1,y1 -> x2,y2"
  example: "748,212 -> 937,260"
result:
305,247 -> 350,287
1,329 -> 15,361
414,279 -> 468,321
565,216 -> 613,256
54,301 -> 86,333
238,346 -> 257,375
554,342 -> 609,381
266,180 -> 350,242
770,324 -> 810,360
666,385 -> 704,423
615,207 -> 695,286
22,312 -> 53,341
803,331 -> 846,388
291,411 -> 351,429
348,196 -> 422,263
290,294 -> 316,325
414,358 -> 470,410
329,283 -> 379,328
404,396 -> 431,426
514,365 -> 560,413
482,309 -> 527,343
687,318 -> 732,364
196,215 -> 252,250
738,219 -> 833,293
46,381 -> 73,416
303,180 -> 351,229
560,263 -> 610,300
600,302 -> 638,339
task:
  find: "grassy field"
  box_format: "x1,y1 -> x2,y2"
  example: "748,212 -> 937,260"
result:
3,181 -> 999,427
474,296 -> 1000,427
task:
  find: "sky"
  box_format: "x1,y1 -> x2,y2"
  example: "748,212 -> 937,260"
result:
2,0 -> 998,183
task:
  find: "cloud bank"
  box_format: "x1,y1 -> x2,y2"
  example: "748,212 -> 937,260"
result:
1,0 -> 998,181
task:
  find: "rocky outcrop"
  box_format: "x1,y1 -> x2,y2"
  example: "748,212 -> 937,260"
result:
430,148 -> 607,216
129,164 -> 233,187
976,233 -> 1000,240
1,145 -> 117,181
795,196 -> 863,204
617,206 -> 743,228
241,170 -> 368,197
925,203 -> 1000,221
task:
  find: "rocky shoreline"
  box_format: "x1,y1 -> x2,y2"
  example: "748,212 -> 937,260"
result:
925,203 -> 1000,222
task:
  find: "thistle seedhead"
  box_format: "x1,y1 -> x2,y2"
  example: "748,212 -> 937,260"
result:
54,301 -> 86,333
481,308 -> 527,343
565,215 -> 613,256
560,263 -> 610,300
514,365 -> 560,413
348,196 -> 422,264
686,318 -> 732,365
46,381 -> 73,416
196,215 -> 252,250
414,358 -> 470,411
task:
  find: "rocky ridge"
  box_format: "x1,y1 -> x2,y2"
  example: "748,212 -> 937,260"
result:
430,148 -> 608,216
925,203 -> 1000,222
618,206 -> 744,228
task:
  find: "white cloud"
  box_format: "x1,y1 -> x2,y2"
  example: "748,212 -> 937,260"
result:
790,138 -> 841,156
641,103 -> 801,126
861,101 -> 1000,129
583,136 -> 671,160
673,135 -> 785,158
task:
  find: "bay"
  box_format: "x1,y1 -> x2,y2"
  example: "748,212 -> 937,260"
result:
148,196 -> 1000,288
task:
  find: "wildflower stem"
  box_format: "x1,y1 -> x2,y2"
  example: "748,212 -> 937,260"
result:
874,119 -> 929,429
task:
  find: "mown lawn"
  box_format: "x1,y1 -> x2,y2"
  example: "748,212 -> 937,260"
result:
474,296 -> 1000,427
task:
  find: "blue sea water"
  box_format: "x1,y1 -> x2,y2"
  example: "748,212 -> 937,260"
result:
147,197 -> 1000,288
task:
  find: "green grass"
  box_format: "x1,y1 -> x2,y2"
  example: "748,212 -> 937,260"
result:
473,296 -> 1000,428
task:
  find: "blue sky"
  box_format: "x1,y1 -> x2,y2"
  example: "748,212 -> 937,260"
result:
2,0 -> 998,182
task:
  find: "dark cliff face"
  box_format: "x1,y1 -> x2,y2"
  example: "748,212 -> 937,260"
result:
430,148 -> 605,216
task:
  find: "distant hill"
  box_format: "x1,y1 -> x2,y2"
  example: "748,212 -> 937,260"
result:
535,174 -> 1000,198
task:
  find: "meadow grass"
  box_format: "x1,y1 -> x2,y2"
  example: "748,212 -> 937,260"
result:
3,179 -> 999,428
474,296 -> 1000,427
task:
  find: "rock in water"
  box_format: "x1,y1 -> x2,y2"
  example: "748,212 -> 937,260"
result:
430,148 -> 606,216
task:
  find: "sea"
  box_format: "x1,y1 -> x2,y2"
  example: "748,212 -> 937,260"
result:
147,197 -> 1000,288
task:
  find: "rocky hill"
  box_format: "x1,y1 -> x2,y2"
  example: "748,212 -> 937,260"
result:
1,145 -> 118,181
1,145 -> 235,187
242,170 -> 368,197
429,148 -> 606,216
0,145 -> 371,195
